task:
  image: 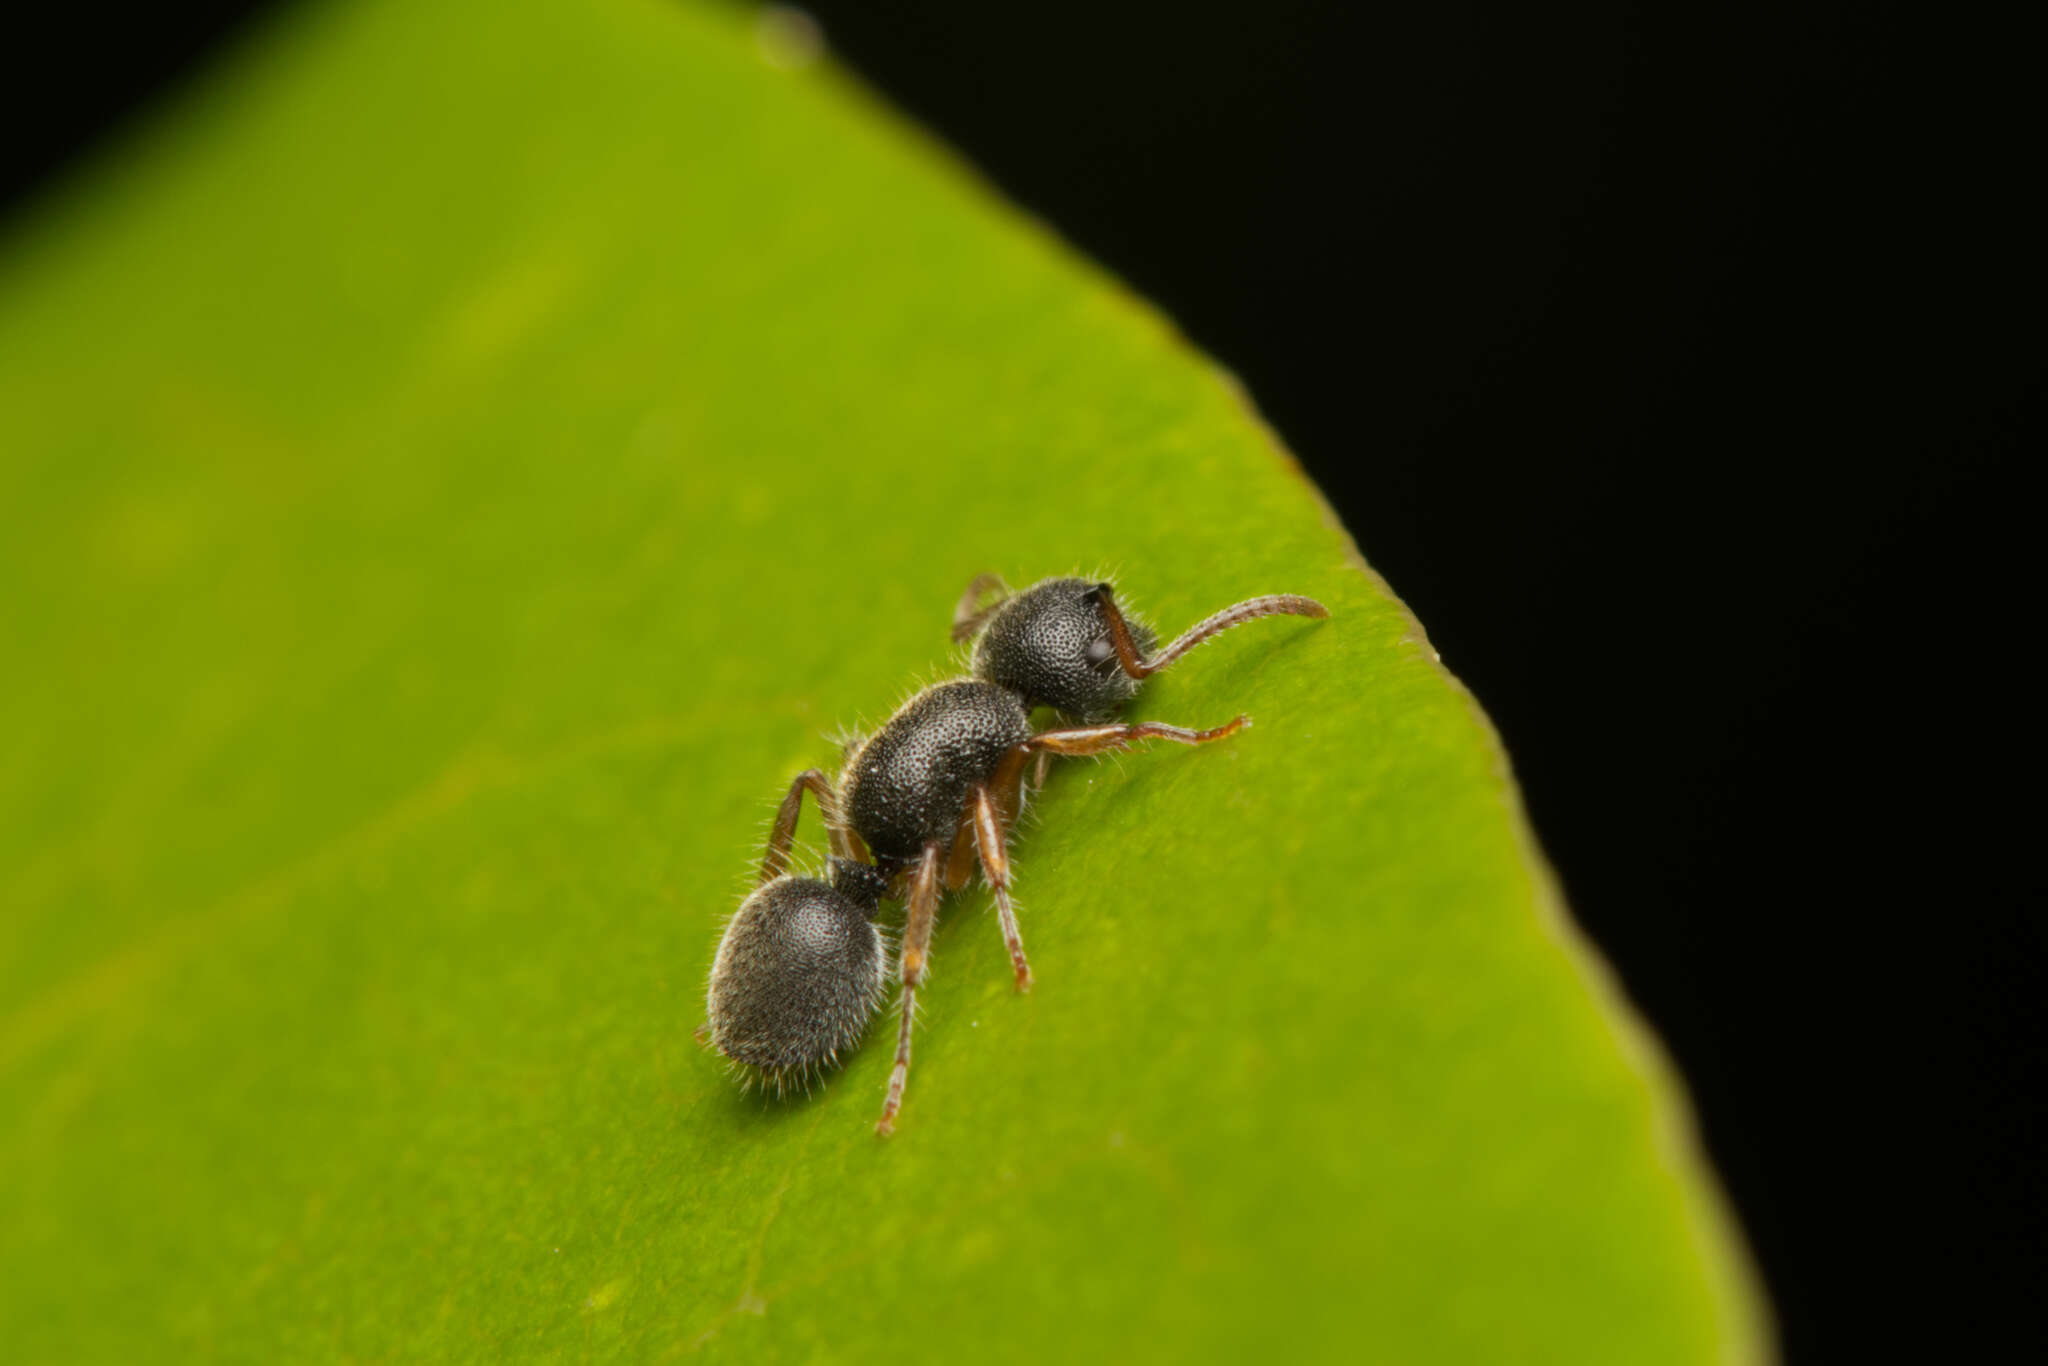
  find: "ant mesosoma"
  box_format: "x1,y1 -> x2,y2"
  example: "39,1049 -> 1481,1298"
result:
703,574 -> 1328,1133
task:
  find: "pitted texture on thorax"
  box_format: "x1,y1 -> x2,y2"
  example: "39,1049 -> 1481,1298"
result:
706,876 -> 888,1076
842,680 -> 1032,865
971,577 -> 1158,721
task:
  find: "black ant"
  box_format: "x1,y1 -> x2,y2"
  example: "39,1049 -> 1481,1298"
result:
703,574 -> 1327,1133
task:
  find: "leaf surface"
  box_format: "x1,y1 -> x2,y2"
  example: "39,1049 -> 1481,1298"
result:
0,0 -> 1764,1359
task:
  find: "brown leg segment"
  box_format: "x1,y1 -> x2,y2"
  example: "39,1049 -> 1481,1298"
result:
878,844 -> 944,1136
1085,583 -> 1328,679
1024,715 -> 1250,759
943,817 -> 978,892
759,769 -> 846,885
999,758 -> 1032,827
950,571 -> 1012,643
970,784 -> 1033,992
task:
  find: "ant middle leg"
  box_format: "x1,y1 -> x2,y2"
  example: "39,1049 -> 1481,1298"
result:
878,844 -> 943,1137
943,818 -> 979,892
970,784 -> 1033,992
1085,583 -> 1327,679
759,768 -> 846,885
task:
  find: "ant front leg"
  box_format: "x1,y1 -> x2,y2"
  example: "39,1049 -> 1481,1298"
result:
1023,715 -> 1249,760
759,769 -> 846,885
878,844 -> 943,1136
970,784 -> 1033,992
950,572 -> 1012,643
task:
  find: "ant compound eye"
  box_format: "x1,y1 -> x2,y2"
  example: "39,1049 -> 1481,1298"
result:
1084,637 -> 1116,668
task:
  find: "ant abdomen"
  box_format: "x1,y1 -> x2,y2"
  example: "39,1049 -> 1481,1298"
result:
705,858 -> 891,1091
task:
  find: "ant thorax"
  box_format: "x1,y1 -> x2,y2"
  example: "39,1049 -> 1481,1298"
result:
840,680 -> 1032,871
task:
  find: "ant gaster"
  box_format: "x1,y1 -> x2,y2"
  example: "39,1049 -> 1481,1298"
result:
703,771 -> 892,1093
706,574 -> 1327,1134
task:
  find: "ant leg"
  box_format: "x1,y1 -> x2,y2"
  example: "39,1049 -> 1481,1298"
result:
944,750 -> 1029,895
950,572 -> 1012,643
878,844 -> 943,1136
988,744 -> 1037,815
1085,583 -> 1327,679
1023,715 -> 1249,760
970,785 -> 1033,992
759,769 -> 846,885
1002,759 -> 1033,824
943,818 -> 978,891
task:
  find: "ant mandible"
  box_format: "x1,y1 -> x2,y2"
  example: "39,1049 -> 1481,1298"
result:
704,574 -> 1328,1134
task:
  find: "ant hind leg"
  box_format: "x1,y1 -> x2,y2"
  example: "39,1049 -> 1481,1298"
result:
759,769 -> 846,885
878,844 -> 943,1136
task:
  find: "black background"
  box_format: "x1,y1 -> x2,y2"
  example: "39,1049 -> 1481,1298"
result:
6,2 -> 2038,1359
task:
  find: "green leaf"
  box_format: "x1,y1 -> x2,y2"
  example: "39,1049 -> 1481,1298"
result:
0,0 -> 1766,1360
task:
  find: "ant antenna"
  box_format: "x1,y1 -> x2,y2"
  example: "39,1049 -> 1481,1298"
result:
1085,583 -> 1328,679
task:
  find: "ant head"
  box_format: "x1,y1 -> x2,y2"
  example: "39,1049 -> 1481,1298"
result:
705,874 -> 890,1088
969,576 -> 1156,721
